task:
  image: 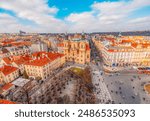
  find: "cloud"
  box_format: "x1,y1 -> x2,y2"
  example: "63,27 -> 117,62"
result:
66,0 -> 150,32
0,0 -> 58,24
0,0 -> 67,32
127,16 -> 150,30
0,13 -> 40,33
0,0 -> 150,32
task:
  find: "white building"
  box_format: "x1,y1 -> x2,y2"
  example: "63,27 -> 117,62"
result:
93,36 -> 150,67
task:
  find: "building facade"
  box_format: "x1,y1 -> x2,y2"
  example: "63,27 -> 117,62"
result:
93,35 -> 150,67
62,40 -> 90,64
0,65 -> 19,85
24,51 -> 65,80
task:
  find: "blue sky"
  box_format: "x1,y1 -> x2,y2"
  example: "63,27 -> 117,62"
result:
48,0 -> 119,19
0,0 -> 150,33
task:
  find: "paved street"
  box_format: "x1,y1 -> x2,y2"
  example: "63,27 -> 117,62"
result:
104,73 -> 150,104
90,63 -> 112,104
89,37 -> 150,104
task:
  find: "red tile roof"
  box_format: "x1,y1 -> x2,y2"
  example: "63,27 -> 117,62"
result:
11,41 -> 32,47
1,40 -> 15,46
2,55 -> 32,65
14,55 -> 31,65
121,39 -> 131,43
108,49 -> 115,52
0,65 -> 18,76
25,57 -> 51,66
57,43 -> 64,47
0,99 -> 16,104
3,57 -> 12,65
131,43 -> 138,48
2,83 -> 14,91
1,40 -> 31,47
25,52 -> 65,67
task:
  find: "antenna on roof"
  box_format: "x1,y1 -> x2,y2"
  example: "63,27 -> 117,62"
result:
82,30 -> 85,35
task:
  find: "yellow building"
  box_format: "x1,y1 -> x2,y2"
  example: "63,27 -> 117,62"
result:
0,55 -> 32,74
0,65 -> 19,85
24,51 -> 65,80
62,40 -> 90,64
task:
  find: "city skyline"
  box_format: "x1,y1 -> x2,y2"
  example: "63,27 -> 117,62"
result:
0,0 -> 150,33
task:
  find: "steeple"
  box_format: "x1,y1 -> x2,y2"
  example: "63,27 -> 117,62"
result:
117,32 -> 122,43
118,32 -> 122,37
65,31 -> 68,40
81,30 -> 85,40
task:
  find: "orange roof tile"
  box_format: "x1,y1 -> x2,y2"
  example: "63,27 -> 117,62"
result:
57,43 -> 64,47
2,55 -> 32,65
0,99 -> 16,104
2,83 -> 14,91
11,41 -> 32,47
0,65 -> 18,76
25,51 -> 65,67
13,55 -> 31,65
1,40 -> 15,45
25,57 -> 51,66
131,43 -> 138,48
121,39 -> 131,43
3,57 -> 12,65
108,49 -> 115,52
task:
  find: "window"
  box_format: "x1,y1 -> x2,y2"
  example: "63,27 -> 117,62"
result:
87,55 -> 89,58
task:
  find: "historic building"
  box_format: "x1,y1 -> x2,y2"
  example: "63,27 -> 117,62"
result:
24,51 -> 65,80
93,35 -> 150,67
0,55 -> 31,74
62,40 -> 90,64
0,65 -> 19,85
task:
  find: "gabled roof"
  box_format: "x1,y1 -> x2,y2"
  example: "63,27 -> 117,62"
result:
3,57 -> 12,65
2,55 -> 32,65
0,65 -> 18,76
25,57 -> 51,66
1,83 -> 14,91
25,51 -> 65,67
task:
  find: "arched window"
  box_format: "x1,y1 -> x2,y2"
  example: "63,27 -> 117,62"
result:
87,54 -> 89,58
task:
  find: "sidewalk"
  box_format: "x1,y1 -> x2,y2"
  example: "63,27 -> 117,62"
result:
90,63 -> 112,104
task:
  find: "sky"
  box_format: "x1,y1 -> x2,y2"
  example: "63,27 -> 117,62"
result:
0,0 -> 150,33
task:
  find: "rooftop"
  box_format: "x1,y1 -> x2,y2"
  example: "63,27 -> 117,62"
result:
0,65 -> 18,76
1,83 -> 14,91
25,51 -> 65,66
12,78 -> 30,87
2,55 -> 31,65
99,36 -> 150,52
0,99 -> 16,104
